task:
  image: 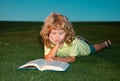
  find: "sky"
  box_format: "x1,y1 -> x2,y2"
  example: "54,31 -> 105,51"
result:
0,0 -> 120,21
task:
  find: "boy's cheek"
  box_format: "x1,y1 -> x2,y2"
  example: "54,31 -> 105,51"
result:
49,36 -> 56,44
49,36 -> 54,41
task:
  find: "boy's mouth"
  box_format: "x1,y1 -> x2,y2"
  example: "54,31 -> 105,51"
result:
54,39 -> 61,43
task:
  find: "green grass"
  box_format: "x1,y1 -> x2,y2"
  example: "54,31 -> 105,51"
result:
0,21 -> 120,81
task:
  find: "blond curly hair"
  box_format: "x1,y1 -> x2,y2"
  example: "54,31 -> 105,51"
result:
40,12 -> 76,48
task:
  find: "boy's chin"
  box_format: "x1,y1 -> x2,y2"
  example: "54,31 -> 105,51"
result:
50,41 -> 58,45
51,41 -> 58,44
53,42 -> 59,45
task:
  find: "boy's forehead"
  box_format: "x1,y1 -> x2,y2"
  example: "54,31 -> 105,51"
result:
51,29 -> 64,32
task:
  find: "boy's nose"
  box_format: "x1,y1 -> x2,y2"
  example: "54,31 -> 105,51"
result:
56,34 -> 59,38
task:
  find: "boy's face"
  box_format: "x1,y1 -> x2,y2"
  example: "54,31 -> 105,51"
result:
49,29 -> 66,44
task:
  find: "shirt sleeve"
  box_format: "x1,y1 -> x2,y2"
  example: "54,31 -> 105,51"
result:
44,45 -> 51,55
69,38 -> 79,56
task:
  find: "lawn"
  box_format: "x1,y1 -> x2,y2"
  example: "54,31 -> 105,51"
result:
0,21 -> 120,81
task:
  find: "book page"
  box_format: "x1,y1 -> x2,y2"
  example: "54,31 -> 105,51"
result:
19,59 -> 47,69
41,61 -> 70,71
29,59 -> 47,67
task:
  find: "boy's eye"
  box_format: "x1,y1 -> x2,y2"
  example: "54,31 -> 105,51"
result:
59,32 -> 64,35
50,30 -> 65,35
51,32 -> 56,35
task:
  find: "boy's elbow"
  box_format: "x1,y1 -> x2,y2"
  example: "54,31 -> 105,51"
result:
71,58 -> 76,62
44,55 -> 50,60
70,56 -> 76,63
44,55 -> 54,61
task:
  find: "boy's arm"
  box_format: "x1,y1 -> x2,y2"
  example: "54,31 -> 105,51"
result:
45,44 -> 59,61
52,56 -> 76,63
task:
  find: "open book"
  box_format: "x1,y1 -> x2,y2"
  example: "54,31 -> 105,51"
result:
18,59 -> 70,71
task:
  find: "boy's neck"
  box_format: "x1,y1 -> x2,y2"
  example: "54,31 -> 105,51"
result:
58,42 -> 64,49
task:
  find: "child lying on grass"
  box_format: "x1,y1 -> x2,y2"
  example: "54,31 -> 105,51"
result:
40,12 -> 111,62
